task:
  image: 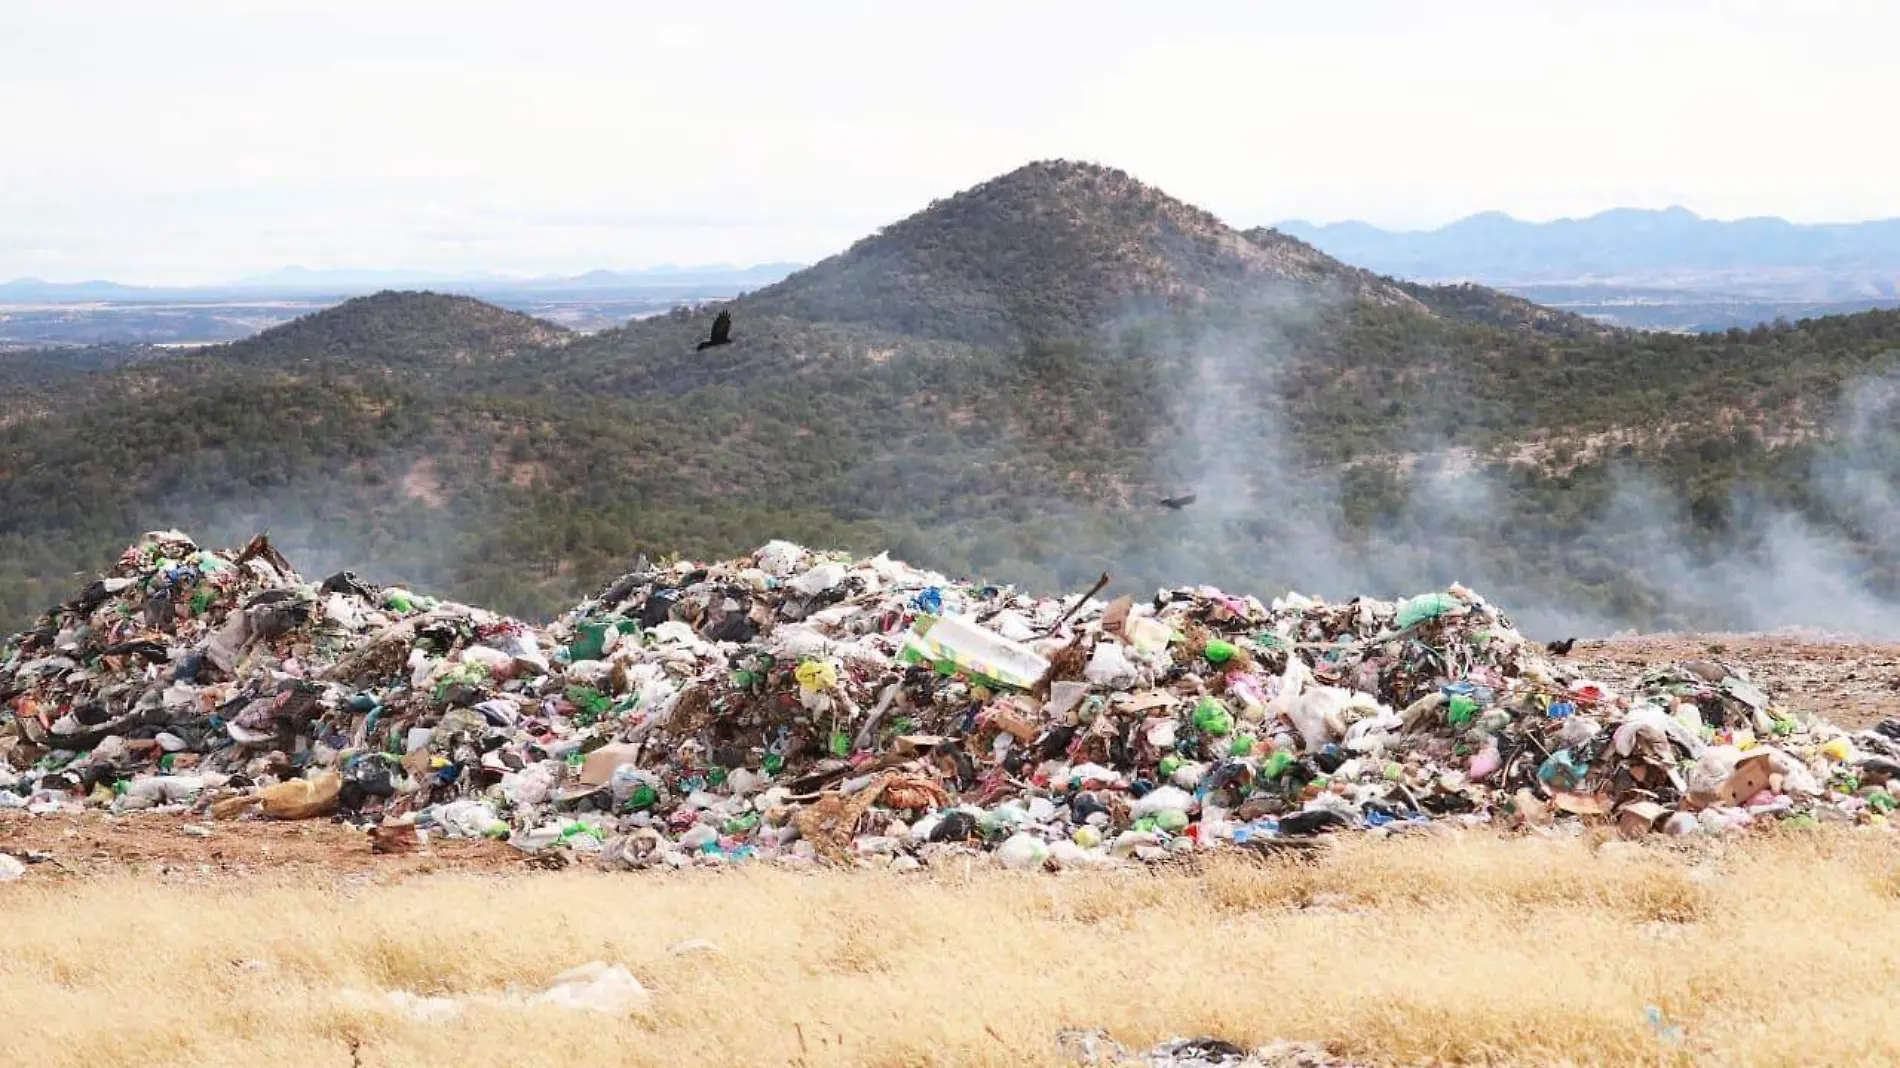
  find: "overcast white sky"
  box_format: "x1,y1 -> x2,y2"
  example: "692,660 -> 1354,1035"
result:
3,0 -> 1896,283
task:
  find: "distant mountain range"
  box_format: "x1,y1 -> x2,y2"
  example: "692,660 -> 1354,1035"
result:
1276,208 -> 1900,301
0,263 -> 804,302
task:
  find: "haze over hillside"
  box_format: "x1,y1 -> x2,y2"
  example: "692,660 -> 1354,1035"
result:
1279,208 -> 1900,331
6,160 -> 1900,639
0,264 -> 803,347
0,263 -> 803,301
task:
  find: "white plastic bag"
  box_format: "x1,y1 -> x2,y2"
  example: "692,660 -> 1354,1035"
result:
1083,641 -> 1138,687
530,962 -> 650,1014
995,832 -> 1050,871
790,562 -> 848,596
1262,656 -> 1311,728
1130,785 -> 1194,818
1290,686 -> 1350,753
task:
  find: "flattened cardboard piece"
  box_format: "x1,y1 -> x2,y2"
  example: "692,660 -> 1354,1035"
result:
1552,791 -> 1613,816
1616,799 -> 1667,837
1721,751 -> 1776,807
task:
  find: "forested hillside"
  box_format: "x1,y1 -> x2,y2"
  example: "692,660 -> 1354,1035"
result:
6,161 -> 1900,636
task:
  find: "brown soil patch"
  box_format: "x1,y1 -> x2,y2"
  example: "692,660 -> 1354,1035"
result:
1570,634 -> 1900,730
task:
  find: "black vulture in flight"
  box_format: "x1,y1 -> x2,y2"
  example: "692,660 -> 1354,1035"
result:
1157,494 -> 1197,510
696,310 -> 733,351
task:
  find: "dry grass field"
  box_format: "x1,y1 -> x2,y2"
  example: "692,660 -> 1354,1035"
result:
4,827 -> 1899,1068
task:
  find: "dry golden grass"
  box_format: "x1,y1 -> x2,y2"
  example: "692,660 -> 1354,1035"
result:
4,829 -> 1899,1067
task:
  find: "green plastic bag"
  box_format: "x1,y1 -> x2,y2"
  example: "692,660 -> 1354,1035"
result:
1263,750 -> 1295,779
1396,592 -> 1460,629
1192,696 -> 1234,736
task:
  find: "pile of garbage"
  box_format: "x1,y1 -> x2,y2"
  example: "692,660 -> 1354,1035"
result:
1059,1031 -> 1352,1068
4,531 -> 1896,869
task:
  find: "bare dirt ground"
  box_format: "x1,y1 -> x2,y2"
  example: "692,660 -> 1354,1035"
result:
1575,634 -> 1900,730
0,809 -> 523,881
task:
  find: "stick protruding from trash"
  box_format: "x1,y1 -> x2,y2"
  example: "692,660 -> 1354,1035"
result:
1047,571 -> 1110,636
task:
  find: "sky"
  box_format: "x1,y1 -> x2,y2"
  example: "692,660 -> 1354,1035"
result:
3,0 -> 1897,284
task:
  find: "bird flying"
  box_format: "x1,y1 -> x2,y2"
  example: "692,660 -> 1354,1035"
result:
1156,494 -> 1197,510
696,310 -> 734,351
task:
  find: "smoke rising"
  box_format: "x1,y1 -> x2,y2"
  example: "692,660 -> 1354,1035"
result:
1126,287 -> 1900,639
149,449 -> 476,596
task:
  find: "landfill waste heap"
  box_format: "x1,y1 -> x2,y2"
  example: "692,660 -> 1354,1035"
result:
4,531 -> 1898,871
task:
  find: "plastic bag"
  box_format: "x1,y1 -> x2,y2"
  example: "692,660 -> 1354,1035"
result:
1192,696 -> 1234,735
795,659 -> 838,693
1395,592 -> 1460,629
507,761 -> 564,806
435,799 -> 509,838
1467,741 -> 1501,781
1344,709 -> 1402,754
1130,785 -> 1194,818
755,540 -> 805,576
995,833 -> 1050,871
790,562 -> 848,596
530,963 -> 650,1014
1263,655 -> 1311,720
1082,640 -> 1138,687
1290,686 -> 1350,753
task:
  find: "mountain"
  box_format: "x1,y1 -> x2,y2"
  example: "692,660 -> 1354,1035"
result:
207,290 -> 568,369
7,160 -> 1900,640
0,278 -> 159,301
1277,208 -> 1900,299
0,266 -> 802,349
742,160 -> 1425,347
